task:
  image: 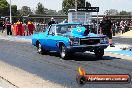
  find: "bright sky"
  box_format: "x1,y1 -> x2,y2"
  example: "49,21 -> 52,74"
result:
6,0 -> 132,15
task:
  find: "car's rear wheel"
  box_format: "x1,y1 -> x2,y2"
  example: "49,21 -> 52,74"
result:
60,45 -> 71,59
94,49 -> 104,59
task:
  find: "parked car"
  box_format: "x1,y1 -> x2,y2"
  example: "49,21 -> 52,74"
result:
32,23 -> 109,59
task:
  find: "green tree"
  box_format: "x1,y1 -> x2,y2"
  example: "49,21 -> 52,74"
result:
0,0 -> 9,16
35,2 -> 46,15
57,10 -> 65,15
104,9 -> 119,15
18,6 -> 32,16
46,9 -> 58,15
11,5 -> 17,16
62,0 -> 91,14
78,0 -> 85,7
86,1 -> 91,7
0,0 -> 18,16
62,0 -> 75,15
119,11 -> 131,15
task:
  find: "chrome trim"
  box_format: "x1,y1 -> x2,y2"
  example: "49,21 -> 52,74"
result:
69,44 -> 109,48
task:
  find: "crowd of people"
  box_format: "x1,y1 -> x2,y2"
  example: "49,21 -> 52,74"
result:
91,19 -> 132,36
0,17 -> 132,48
90,16 -> 132,47
0,17 -> 132,39
0,20 -> 35,36
0,17 -> 57,36
112,20 -> 132,36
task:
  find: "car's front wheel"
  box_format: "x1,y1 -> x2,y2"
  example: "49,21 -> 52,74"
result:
94,49 -> 104,59
37,43 -> 47,54
59,45 -> 71,59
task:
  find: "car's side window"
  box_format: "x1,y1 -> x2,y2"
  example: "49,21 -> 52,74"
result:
56,26 -> 61,33
48,25 -> 56,35
61,26 -> 68,33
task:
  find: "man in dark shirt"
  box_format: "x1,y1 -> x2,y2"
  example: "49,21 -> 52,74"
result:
0,21 -> 3,33
100,16 -> 115,47
6,21 -> 12,35
48,17 -> 56,26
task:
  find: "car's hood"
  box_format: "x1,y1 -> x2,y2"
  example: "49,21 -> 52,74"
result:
63,27 -> 106,38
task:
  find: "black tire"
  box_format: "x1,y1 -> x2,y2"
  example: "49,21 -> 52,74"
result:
37,43 -> 47,54
59,45 -> 71,59
94,49 -> 104,59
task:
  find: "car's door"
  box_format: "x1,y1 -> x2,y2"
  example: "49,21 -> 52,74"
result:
45,25 -> 58,51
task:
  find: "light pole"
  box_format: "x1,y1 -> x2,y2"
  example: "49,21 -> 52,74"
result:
85,0 -> 86,25
97,11 -> 99,34
75,0 -> 77,22
9,0 -> 12,24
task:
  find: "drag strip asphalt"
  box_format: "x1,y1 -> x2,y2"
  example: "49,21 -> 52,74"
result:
0,39 -> 132,88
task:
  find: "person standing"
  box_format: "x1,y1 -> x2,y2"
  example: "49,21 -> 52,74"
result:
100,16 -> 115,47
48,17 -> 56,26
112,22 -> 116,36
27,20 -> 35,35
6,21 -> 12,35
16,20 -> 23,36
120,21 -> 125,34
0,20 -> 3,33
2,21 -> 6,33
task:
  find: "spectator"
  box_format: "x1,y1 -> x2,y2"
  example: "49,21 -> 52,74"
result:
115,22 -> 118,34
48,17 -> 56,26
112,23 -> 116,36
2,21 -> 5,33
6,21 -> 12,35
124,21 -> 129,32
120,21 -> 125,34
16,20 -> 23,36
36,23 -> 40,32
100,16 -> 115,47
116,22 -> 120,33
27,20 -> 35,35
0,20 -> 3,33
92,22 -> 97,33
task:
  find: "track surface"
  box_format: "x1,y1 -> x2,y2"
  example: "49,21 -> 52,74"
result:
0,39 -> 132,88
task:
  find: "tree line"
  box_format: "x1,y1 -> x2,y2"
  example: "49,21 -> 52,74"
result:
0,0 -> 131,17
104,9 -> 131,15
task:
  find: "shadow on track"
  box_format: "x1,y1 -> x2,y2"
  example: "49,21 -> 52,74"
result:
44,52 -> 121,61
68,53 -> 121,61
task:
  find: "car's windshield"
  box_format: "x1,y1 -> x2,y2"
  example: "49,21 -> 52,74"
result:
56,24 -> 83,34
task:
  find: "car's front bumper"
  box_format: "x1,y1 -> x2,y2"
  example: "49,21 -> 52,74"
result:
67,44 -> 109,52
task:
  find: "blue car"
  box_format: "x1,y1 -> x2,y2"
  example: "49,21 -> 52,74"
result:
32,23 -> 109,59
